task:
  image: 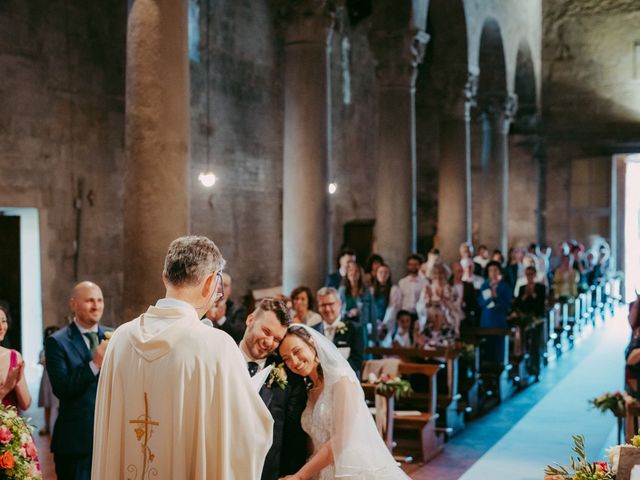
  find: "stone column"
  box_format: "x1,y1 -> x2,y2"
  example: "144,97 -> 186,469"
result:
437,72 -> 478,261
369,0 -> 429,277
123,0 -> 190,320
534,141 -> 547,246
281,2 -> 335,294
497,94 -> 518,254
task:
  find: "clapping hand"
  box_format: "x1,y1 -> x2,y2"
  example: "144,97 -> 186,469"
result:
0,361 -> 24,398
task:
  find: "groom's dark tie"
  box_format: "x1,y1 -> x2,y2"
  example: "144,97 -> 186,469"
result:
247,361 -> 259,377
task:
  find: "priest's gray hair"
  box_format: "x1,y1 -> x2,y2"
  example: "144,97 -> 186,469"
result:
163,236 -> 226,287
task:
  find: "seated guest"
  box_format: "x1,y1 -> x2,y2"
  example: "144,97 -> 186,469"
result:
0,306 -> 31,411
478,261 -> 513,362
340,262 -> 376,345
364,254 -> 384,287
389,310 -> 414,348
314,287 -> 364,376
415,305 -> 456,348
371,263 -> 401,343
553,254 -> 579,302
325,247 -> 356,289
290,286 -> 322,326
513,266 -> 546,318
450,261 -> 480,332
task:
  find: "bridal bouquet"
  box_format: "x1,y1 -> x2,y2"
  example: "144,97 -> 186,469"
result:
0,405 -> 41,479
589,391 -> 625,417
367,373 -> 412,399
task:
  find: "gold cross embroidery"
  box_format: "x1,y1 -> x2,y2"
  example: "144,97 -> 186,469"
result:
128,392 -> 159,480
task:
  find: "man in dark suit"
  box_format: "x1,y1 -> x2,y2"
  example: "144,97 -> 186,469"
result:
239,297 -> 307,480
324,248 -> 356,289
314,287 -> 364,376
45,281 -> 112,480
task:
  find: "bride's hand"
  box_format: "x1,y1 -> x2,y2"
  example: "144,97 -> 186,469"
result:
278,475 -> 303,480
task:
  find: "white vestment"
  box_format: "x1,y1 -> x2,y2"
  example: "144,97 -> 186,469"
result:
91,302 -> 273,480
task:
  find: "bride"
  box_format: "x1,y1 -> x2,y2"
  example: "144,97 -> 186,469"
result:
278,324 -> 410,480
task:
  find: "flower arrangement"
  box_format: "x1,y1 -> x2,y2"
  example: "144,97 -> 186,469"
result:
544,435 -> 615,480
589,391 -> 625,417
367,373 -> 412,399
0,405 -> 41,479
267,363 -> 288,390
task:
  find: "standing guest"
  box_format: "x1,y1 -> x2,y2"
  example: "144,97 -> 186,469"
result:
478,261 -> 513,362
45,281 -> 110,480
290,286 -> 322,327
238,298 -> 308,480
450,262 -> 480,332
473,244 -> 491,276
514,266 -> 546,318
325,248 -> 356,289
364,254 -> 384,287
219,272 -> 247,342
416,262 -> 453,330
459,242 -> 474,262
92,236 -> 273,479
371,264 -> 401,343
339,262 -> 376,345
38,325 -> 60,435
398,254 -> 428,315
204,300 -> 234,334
0,306 -> 31,411
553,254 -> 579,302
314,287 -> 364,376
491,249 -> 505,267
420,248 -> 441,279
461,257 -> 484,289
503,247 -> 524,292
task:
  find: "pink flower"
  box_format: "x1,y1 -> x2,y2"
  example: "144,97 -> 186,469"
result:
594,461 -> 609,472
0,426 -> 13,444
23,442 -> 37,460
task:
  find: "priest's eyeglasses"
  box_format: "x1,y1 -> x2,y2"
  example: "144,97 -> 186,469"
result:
212,271 -> 224,302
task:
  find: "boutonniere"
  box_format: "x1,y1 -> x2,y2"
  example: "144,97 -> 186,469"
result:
267,363 -> 288,390
334,321 -> 348,335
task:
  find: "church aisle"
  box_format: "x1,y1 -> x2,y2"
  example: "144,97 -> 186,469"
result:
407,306 -> 628,480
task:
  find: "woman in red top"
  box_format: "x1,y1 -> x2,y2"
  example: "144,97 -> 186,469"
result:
0,306 -> 32,411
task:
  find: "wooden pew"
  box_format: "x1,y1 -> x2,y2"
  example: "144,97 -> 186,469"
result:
460,327 -> 517,406
367,346 -> 466,437
392,362 -> 442,462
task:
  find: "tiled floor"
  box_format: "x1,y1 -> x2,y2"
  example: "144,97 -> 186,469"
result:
27,307 -> 628,480
407,307 -> 627,479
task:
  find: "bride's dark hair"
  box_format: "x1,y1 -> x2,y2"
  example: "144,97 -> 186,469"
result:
283,325 -> 324,385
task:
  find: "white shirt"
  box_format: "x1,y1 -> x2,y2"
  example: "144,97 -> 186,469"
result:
397,275 -> 428,313
322,320 -> 339,342
239,341 -> 267,373
74,318 -> 100,375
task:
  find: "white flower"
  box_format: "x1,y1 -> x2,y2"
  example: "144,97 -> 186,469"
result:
607,444 -> 621,473
335,321 -> 348,335
267,363 -> 288,390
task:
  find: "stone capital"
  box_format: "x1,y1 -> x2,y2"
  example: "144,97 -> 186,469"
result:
275,0 -> 339,45
479,93 -> 518,133
463,72 -> 479,120
368,0 -> 430,88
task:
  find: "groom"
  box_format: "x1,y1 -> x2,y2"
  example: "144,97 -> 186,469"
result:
239,298 -> 308,480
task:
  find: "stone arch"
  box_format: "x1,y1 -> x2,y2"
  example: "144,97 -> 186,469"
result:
477,17 -> 507,98
513,38 -> 538,124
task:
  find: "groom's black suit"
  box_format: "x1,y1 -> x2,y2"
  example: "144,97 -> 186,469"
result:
257,355 -> 308,480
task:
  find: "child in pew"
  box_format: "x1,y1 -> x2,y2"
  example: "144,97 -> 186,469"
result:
382,310 -> 415,348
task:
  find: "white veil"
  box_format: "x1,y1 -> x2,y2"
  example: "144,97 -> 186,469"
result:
294,324 -> 410,479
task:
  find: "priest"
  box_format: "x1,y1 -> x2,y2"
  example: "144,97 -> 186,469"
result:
92,236 -> 273,479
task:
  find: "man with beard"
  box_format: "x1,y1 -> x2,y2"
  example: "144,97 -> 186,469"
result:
239,297 -> 308,480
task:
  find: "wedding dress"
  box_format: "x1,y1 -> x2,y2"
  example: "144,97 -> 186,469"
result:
297,325 -> 410,480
